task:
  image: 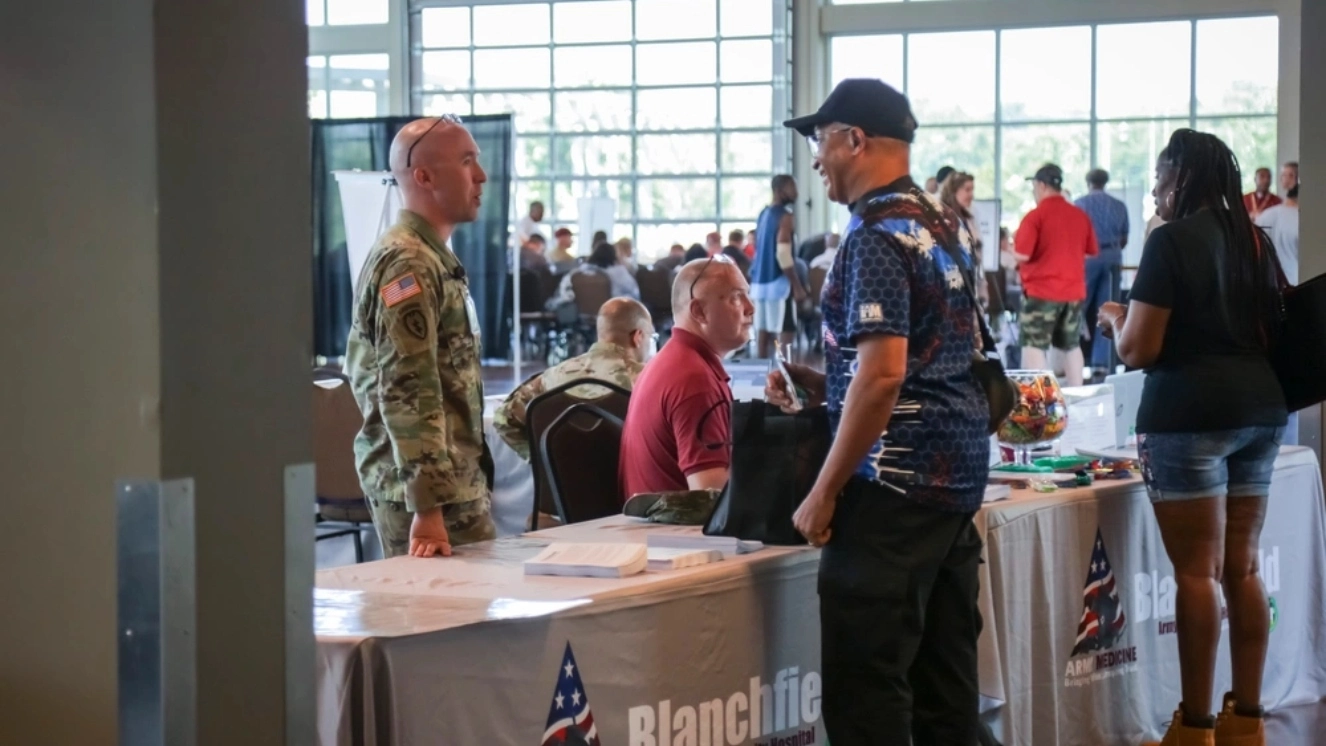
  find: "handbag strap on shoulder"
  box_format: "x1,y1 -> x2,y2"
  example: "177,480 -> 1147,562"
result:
885,190 -> 1000,356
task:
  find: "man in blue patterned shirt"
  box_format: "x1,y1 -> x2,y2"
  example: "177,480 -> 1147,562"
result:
769,79 -> 989,745
1075,168 -> 1130,376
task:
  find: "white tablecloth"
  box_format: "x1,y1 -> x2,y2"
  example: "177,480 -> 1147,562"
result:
314,449 -> 1326,745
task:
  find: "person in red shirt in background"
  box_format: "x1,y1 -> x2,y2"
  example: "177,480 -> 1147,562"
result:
619,255 -> 754,498
1013,164 -> 1098,386
1242,167 -> 1281,220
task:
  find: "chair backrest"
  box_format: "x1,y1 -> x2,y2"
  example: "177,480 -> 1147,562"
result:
542,267 -> 566,303
524,377 -> 630,524
571,271 -> 613,317
809,266 -> 828,305
540,403 -> 626,524
636,265 -> 673,322
509,269 -> 547,313
311,375 -> 369,514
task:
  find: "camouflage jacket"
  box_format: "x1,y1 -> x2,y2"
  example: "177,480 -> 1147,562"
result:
492,342 -> 642,461
345,210 -> 488,513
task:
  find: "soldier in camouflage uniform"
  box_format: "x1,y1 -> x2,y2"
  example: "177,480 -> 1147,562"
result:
493,297 -> 654,460
345,116 -> 497,558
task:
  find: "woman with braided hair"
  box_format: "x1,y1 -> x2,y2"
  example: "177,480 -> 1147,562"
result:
1099,129 -> 1286,746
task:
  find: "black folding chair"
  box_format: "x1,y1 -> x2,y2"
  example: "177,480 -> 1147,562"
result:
523,378 -> 630,528
540,403 -> 627,525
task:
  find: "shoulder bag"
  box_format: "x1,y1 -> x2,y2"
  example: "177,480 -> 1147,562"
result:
1259,232 -> 1326,412
702,402 -> 830,546
912,190 -> 1018,433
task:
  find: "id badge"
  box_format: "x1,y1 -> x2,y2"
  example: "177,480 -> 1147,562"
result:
463,292 -> 481,342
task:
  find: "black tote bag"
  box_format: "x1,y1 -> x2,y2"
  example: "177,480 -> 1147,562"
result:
1254,230 -> 1326,413
703,401 -> 831,545
1272,271 -> 1326,412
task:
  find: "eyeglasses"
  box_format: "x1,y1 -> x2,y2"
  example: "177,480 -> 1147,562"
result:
689,254 -> 735,300
405,113 -> 464,168
806,126 -> 855,157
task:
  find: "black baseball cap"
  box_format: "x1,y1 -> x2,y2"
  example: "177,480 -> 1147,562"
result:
1029,164 -> 1064,190
784,79 -> 918,143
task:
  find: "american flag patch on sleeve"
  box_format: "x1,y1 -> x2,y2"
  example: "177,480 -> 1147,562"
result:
380,273 -> 422,307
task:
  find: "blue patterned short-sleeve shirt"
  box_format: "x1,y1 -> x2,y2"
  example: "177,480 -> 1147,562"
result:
821,178 -> 989,512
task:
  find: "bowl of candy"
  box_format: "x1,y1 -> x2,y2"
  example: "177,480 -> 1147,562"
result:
997,370 -> 1069,467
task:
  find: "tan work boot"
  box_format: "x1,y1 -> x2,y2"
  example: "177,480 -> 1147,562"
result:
1215,692 -> 1265,746
1143,708 -> 1216,746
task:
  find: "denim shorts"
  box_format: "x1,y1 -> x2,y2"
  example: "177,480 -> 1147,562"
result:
1137,426 -> 1284,502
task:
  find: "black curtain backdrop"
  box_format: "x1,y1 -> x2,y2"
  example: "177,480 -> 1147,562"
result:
311,115 -> 514,359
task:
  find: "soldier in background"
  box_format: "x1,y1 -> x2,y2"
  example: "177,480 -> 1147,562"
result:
345,115 -> 496,558
493,297 -> 654,461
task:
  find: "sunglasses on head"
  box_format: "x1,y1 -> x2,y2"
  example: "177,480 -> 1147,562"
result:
405,113 -> 464,168
689,253 -> 735,300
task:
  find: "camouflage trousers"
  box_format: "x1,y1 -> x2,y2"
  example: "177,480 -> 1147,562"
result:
1020,296 -> 1084,351
367,496 -> 497,558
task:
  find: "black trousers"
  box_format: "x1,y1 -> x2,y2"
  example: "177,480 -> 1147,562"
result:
818,478 -> 984,746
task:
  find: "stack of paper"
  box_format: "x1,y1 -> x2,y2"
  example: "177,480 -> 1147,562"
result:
983,484 -> 1012,503
646,547 -> 723,571
646,532 -> 764,556
523,543 -> 647,578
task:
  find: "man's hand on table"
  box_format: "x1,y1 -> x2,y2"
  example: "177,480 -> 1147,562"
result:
410,507 -> 453,557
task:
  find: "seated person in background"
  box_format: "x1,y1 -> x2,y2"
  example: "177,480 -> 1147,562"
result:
549,227 -> 578,273
493,297 -> 654,460
723,229 -> 754,278
798,232 -> 827,264
672,243 -> 710,283
592,229 -> 608,246
709,230 -> 752,277
521,233 -> 549,272
809,233 -> 840,271
549,242 -> 640,307
705,231 -> 723,256
615,237 -> 637,273
619,256 -> 753,497
727,229 -> 746,255
654,243 -> 687,274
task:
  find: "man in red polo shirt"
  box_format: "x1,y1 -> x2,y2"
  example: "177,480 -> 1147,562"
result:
619,255 -> 754,497
1013,164 -> 1098,386
1242,166 -> 1281,220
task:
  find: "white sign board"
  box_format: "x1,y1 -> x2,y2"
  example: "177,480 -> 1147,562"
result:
577,197 -> 616,249
971,199 -> 1002,272
333,170 -> 402,294
1105,370 -> 1145,448
1056,384 -> 1118,456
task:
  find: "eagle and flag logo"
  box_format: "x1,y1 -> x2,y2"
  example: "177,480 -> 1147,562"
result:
541,643 -> 601,746
1071,528 -> 1127,656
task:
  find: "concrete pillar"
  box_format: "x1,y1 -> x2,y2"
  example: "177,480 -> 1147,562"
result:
0,0 -> 314,744
791,0 -> 828,237
1298,0 -> 1324,454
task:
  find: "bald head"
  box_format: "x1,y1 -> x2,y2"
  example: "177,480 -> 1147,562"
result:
596,297 -> 654,361
387,116 -> 487,236
671,257 -> 753,355
672,258 -> 730,318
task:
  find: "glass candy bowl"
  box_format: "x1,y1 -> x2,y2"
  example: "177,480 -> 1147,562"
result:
996,370 -> 1069,466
